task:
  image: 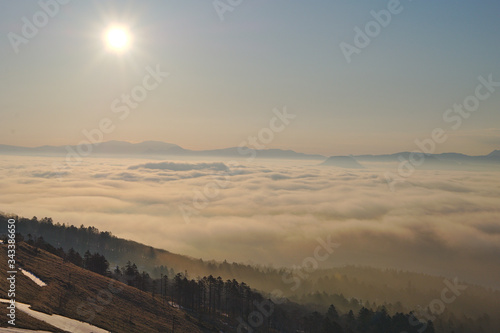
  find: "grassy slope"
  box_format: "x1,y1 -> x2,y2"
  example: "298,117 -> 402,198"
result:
0,243 -> 210,333
0,306 -> 67,332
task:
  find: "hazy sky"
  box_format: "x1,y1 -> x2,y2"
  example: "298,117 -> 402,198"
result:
1,0 -> 499,155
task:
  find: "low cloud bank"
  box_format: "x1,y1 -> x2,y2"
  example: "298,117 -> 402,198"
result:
129,162 -> 228,172
1,156 -> 499,289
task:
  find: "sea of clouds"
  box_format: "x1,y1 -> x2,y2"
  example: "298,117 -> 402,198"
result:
1,155 -> 499,288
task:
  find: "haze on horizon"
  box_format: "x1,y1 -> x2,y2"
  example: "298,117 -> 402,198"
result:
0,0 -> 499,156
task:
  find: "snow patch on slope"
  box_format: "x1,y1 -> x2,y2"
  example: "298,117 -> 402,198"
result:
20,269 -> 47,287
0,299 -> 109,333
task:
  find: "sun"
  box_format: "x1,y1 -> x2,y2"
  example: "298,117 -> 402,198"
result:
105,27 -> 130,52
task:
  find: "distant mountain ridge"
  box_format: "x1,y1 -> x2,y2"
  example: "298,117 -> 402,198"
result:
348,150 -> 500,170
0,140 -> 186,156
0,140 -> 325,160
322,151 -> 500,169
487,149 -> 500,158
0,141 -> 498,166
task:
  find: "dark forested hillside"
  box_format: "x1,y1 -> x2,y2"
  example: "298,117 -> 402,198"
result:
1,236 -> 439,333
2,213 -> 499,332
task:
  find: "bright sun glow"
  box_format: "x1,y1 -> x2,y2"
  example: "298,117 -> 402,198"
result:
105,27 -> 130,51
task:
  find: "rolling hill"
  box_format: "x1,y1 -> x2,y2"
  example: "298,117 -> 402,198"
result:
0,242 -> 208,333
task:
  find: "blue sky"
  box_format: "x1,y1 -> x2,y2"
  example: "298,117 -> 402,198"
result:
1,0 -> 499,155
